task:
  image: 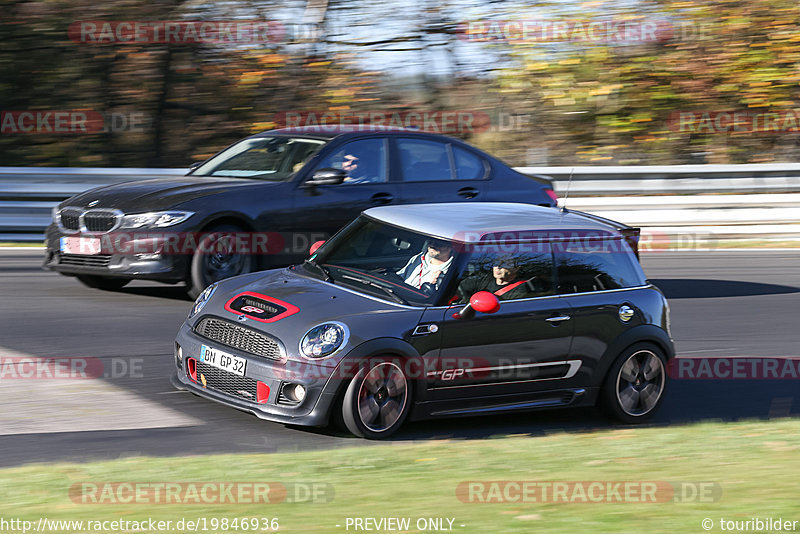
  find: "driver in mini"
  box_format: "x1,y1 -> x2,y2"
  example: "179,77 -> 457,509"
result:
396,239 -> 454,293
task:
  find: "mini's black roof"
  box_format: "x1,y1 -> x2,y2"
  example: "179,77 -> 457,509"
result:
366,202 -> 625,242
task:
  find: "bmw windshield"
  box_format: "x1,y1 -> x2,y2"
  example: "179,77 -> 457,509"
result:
301,218 -> 460,307
191,136 -> 327,180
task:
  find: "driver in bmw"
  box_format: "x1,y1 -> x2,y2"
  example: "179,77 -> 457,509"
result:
396,239 -> 454,294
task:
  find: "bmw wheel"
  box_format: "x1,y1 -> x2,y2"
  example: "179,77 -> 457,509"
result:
188,224 -> 252,299
342,359 -> 411,439
601,343 -> 667,424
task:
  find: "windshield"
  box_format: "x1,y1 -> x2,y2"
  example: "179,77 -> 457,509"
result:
304,218 -> 460,307
191,136 -> 327,180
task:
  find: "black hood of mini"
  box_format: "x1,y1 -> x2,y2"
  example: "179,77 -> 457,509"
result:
64,177 -> 283,212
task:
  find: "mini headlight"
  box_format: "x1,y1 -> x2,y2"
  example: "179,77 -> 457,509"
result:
300,322 -> 348,359
188,282 -> 217,319
51,206 -> 61,225
120,211 -> 193,229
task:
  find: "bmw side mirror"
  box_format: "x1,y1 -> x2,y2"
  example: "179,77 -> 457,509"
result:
305,168 -> 347,186
452,291 -> 501,320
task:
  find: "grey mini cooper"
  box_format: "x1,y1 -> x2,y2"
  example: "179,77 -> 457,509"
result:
172,202 -> 674,439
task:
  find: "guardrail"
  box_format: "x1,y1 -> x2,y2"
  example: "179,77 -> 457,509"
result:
2,165 -> 800,242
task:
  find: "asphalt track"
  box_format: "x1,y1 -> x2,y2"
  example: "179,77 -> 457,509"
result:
0,249 -> 798,467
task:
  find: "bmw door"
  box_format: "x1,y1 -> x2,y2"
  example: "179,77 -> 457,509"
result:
393,137 -> 488,205
290,137 -> 400,259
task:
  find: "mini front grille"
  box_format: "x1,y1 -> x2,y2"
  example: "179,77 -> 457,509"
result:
60,209 -> 81,231
194,360 -> 258,402
194,317 -> 282,360
83,211 -> 119,232
59,254 -> 112,267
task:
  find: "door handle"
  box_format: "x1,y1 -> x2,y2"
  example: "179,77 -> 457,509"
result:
545,315 -> 571,323
457,187 -> 479,199
371,192 -> 394,204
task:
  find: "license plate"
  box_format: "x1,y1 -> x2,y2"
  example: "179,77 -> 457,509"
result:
60,236 -> 102,255
199,345 -> 247,377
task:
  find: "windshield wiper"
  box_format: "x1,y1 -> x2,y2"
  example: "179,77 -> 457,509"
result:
340,273 -> 409,305
303,259 -> 332,282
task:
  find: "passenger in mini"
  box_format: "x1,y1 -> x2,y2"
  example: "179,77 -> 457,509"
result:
396,239 -> 454,292
456,255 -> 551,302
456,258 -> 524,301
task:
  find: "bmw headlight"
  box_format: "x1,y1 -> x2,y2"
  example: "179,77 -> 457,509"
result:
120,211 -> 194,229
188,283 -> 217,319
300,322 -> 349,359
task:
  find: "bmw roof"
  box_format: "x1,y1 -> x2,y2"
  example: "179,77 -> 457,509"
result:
254,125 -> 421,139
365,202 -> 629,243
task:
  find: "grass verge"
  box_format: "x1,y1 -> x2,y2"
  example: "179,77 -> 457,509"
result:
0,419 -> 799,532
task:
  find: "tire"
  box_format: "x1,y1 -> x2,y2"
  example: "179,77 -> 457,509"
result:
600,342 -> 668,424
341,358 -> 412,439
187,223 -> 252,299
76,275 -> 130,291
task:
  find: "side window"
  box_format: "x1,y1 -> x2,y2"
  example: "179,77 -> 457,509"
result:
289,141 -> 326,173
313,138 -> 387,184
397,138 -> 453,182
322,220 -> 427,271
451,245 -> 554,303
554,238 -> 646,294
453,146 -> 487,180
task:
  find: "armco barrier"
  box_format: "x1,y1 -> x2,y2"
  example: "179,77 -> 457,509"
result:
1,164 -> 799,242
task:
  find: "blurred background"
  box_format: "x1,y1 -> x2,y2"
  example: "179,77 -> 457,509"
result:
3,0 -> 800,168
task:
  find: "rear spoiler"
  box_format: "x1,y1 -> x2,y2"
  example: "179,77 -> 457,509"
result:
566,209 -> 641,259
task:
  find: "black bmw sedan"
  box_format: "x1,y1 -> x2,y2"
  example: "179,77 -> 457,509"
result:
44,126 -> 557,297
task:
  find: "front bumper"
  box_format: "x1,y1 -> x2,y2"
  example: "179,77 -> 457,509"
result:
43,225 -> 189,282
173,319 -> 341,427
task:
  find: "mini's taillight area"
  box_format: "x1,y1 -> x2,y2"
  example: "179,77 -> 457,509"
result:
186,357 -> 197,381
256,381 -> 270,404
545,189 -> 558,204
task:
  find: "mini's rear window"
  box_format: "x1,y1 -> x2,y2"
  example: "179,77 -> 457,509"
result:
553,238 -> 646,294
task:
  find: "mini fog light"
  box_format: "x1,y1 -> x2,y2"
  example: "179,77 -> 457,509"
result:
281,384 -> 306,402
283,383 -> 306,403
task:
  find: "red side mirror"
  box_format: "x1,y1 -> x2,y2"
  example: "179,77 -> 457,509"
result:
470,291 -> 500,314
309,240 -> 325,255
